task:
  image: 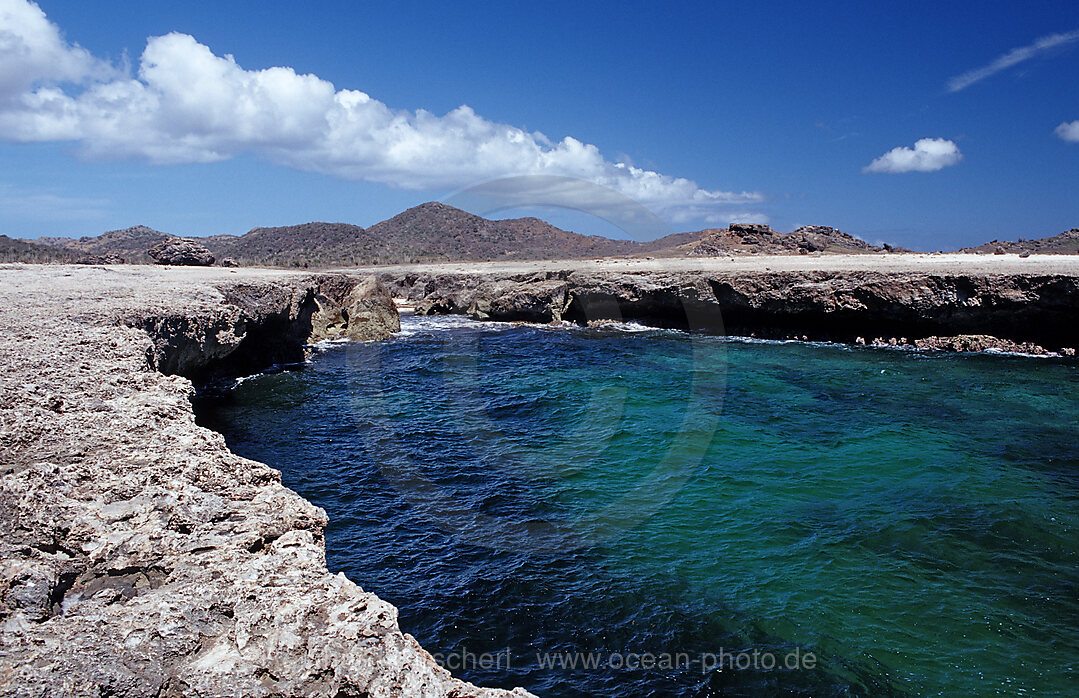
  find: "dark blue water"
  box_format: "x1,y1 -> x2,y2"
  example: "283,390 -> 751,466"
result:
195,315 -> 1079,697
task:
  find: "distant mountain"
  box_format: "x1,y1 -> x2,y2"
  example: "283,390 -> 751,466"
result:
26,204 -> 923,267
38,225 -> 172,264
196,202 -> 646,267
358,202 -> 642,262
957,229 -> 1079,255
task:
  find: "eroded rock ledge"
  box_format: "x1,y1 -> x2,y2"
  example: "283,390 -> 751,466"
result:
381,268 -> 1079,354
0,265 -> 532,698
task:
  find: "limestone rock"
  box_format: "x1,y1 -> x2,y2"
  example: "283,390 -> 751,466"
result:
911,334 -> 1049,354
0,265 -> 529,698
310,275 -> 401,342
388,267 -> 1079,352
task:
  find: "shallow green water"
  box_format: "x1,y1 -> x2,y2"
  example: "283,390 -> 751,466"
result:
197,316 -> 1079,696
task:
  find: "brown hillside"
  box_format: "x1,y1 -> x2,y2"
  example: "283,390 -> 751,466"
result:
199,202 -> 645,267
202,222 -> 368,267
359,202 -> 640,262
26,204 -> 916,267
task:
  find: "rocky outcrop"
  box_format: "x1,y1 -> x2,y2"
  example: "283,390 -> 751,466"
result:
133,275 -> 400,384
148,239 -> 216,266
404,273 -> 569,323
690,224 -> 885,256
907,335 -> 1066,355
383,268 -> 1079,353
0,265 -> 530,698
309,275 -> 401,343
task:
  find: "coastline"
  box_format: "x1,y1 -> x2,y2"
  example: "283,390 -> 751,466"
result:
374,254 -> 1079,354
2,255 -> 1077,695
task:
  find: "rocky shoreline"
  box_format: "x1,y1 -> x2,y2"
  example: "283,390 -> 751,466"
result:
379,264 -> 1079,355
3,257 -> 1078,697
0,265 -> 532,698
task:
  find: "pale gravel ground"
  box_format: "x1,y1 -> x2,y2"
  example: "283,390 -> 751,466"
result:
5,253 -> 1078,292
335,253 -> 1079,277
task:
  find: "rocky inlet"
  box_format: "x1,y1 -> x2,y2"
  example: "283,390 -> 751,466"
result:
2,255 -> 1078,697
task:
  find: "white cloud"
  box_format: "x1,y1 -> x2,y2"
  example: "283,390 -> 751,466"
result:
0,0 -> 112,101
947,30 -> 1079,92
0,1 -> 760,219
862,138 -> 963,174
1055,120 -> 1079,142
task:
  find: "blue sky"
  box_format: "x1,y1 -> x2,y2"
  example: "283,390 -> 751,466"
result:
1,0 -> 1077,250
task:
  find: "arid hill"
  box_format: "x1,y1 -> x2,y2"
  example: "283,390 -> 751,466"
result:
18,208 -> 1079,267
958,229 -> 1079,255
358,202 -> 651,262
197,203 -> 646,267
0,235 -> 78,263
201,222 -> 369,267
31,205 -> 656,267
37,225 -> 172,264
22,204 -> 1004,267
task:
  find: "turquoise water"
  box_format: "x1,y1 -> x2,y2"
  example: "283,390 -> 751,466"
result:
196,315 -> 1079,696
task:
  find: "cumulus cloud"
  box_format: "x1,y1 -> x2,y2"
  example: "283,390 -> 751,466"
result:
1055,120 -> 1079,142
947,29 -> 1079,92
0,1 -> 760,218
862,138 -> 963,174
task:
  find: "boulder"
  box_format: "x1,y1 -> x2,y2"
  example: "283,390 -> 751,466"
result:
220,257 -> 239,268
147,238 -> 215,266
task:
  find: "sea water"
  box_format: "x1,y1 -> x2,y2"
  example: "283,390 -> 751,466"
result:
196,314 -> 1079,697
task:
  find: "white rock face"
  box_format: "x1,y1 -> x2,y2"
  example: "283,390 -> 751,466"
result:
0,264 -> 533,698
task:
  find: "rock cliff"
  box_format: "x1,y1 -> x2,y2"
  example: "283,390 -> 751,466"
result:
0,265 -> 530,698
382,268 -> 1079,353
